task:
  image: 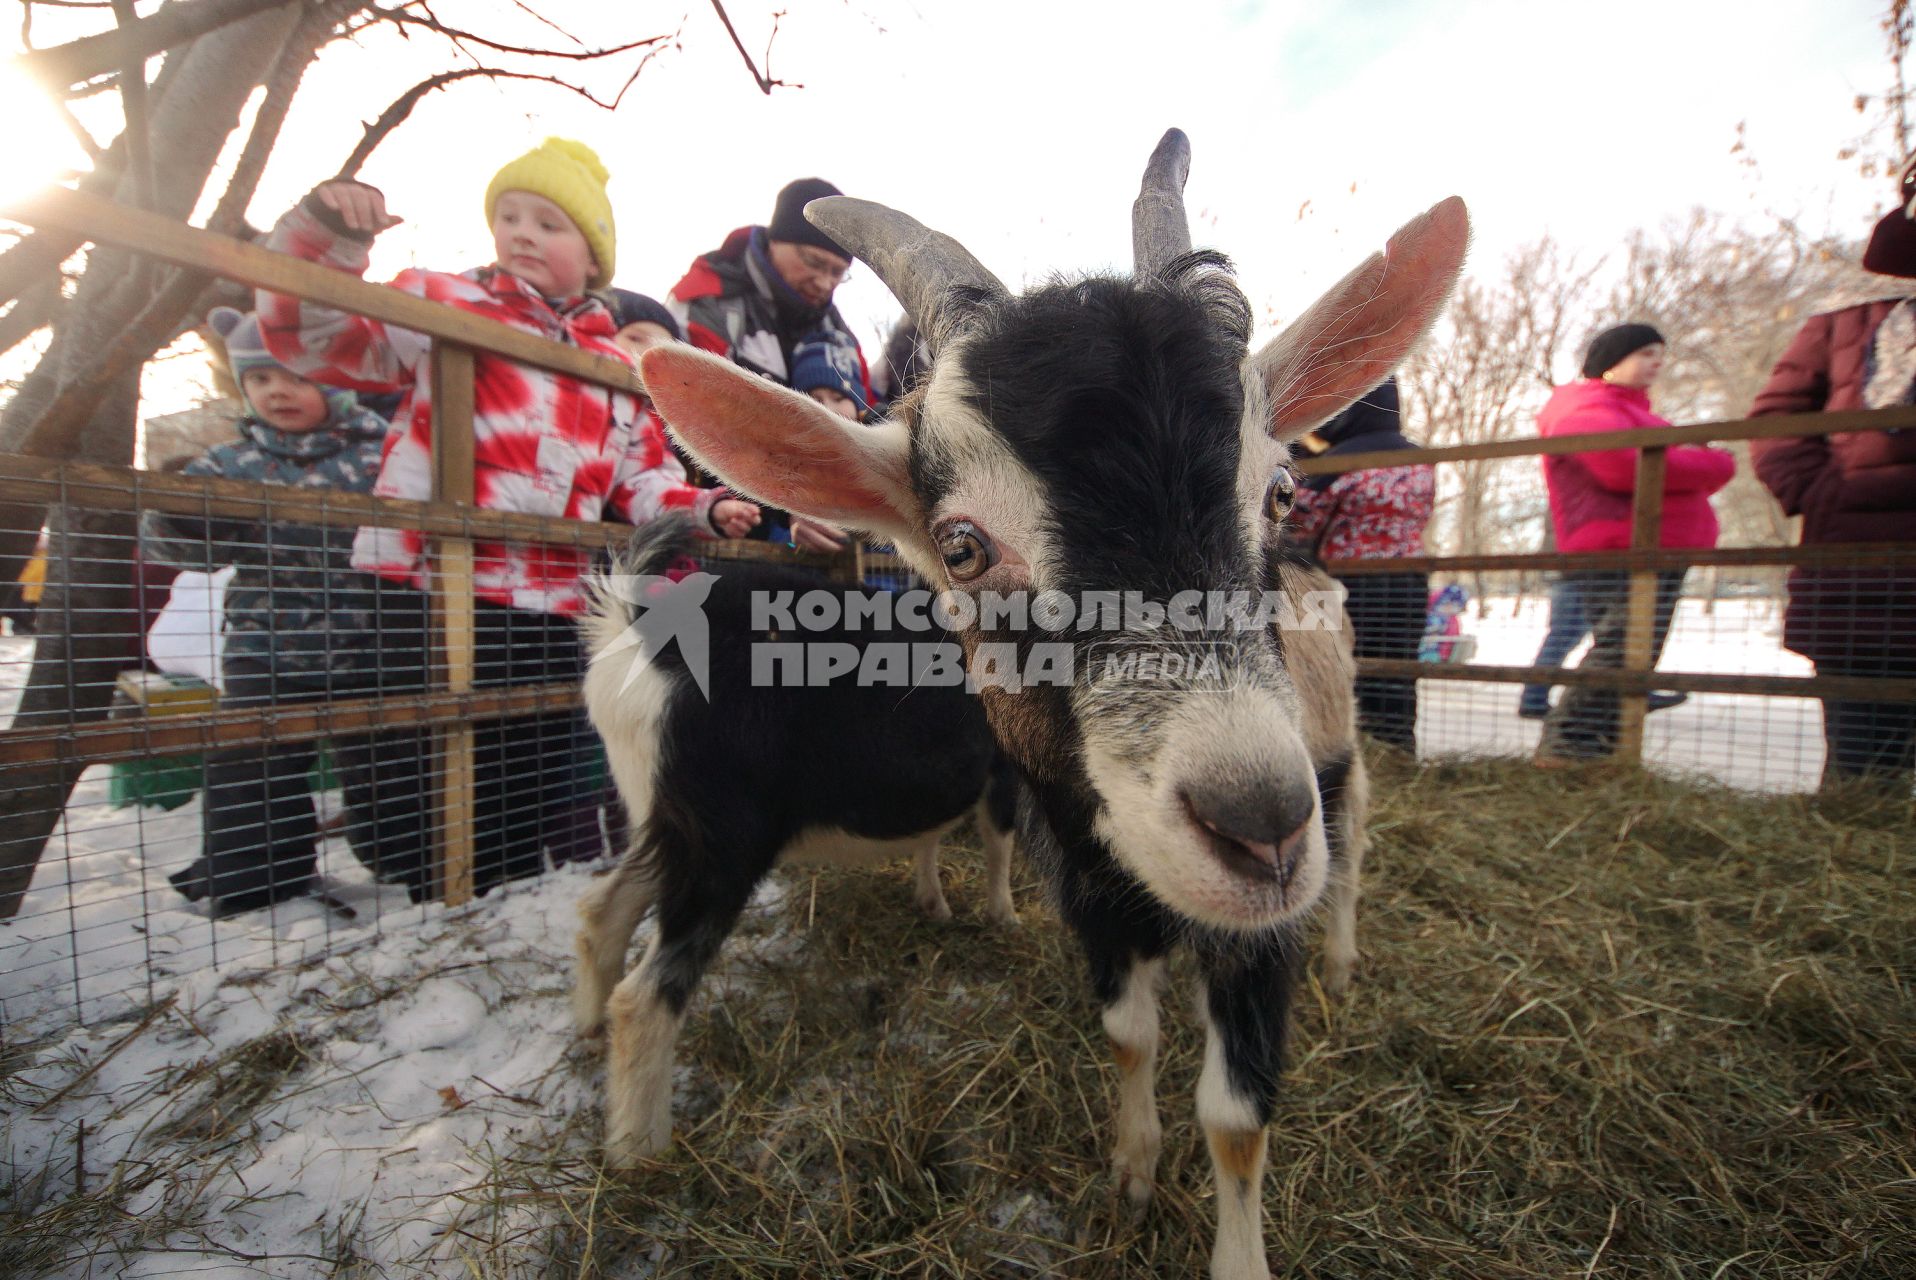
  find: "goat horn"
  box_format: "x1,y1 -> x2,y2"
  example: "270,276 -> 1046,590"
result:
1132,128 -> 1193,278
805,196 -> 1005,352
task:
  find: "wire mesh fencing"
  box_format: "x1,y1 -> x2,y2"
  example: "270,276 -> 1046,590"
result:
1386,566 -> 1916,791
0,481 -> 914,1037
2,181 -> 1911,1050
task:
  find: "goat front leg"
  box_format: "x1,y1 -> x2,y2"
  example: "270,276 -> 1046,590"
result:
975,772 -> 1018,927
1102,952 -> 1167,1207
1196,935 -> 1299,1280
1317,753 -> 1368,996
1068,882 -> 1177,1209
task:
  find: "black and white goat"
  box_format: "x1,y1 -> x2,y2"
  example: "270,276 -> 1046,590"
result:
573,532 -> 1018,1160
599,131 -> 1465,1279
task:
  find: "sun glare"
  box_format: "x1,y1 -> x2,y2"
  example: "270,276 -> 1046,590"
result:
0,69 -> 87,209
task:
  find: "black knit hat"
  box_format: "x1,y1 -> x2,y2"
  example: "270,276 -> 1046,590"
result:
1582,323 -> 1666,379
1863,153 -> 1916,277
768,178 -> 852,261
604,288 -> 681,341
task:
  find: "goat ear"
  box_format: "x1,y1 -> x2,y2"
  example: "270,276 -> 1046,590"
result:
1249,196 -> 1468,441
638,345 -> 919,539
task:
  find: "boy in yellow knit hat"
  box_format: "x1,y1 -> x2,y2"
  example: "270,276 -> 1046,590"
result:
253,138 -> 758,902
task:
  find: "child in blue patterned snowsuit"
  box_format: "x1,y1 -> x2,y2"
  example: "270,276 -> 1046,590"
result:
142,308 -> 391,917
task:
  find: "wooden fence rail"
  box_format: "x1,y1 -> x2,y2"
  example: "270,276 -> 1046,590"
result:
1,186 -> 1911,913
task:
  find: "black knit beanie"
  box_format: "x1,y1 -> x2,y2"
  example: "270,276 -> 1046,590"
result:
1863,153 -> 1916,277
1582,323 -> 1666,379
768,178 -> 852,261
604,288 -> 681,341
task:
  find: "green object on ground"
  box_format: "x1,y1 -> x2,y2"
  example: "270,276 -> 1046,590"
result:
108,740 -> 340,812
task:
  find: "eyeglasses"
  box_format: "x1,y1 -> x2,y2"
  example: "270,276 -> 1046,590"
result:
795,246 -> 853,285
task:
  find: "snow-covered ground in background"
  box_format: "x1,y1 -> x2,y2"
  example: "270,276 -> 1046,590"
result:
0,597 -> 1836,1275
1423,594 -> 1824,793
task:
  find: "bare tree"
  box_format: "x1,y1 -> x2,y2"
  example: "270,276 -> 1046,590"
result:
1399,235 -> 1599,598
1841,0 -> 1914,178
1398,206 -> 1884,612
1597,210 -> 1884,548
0,0 -> 783,918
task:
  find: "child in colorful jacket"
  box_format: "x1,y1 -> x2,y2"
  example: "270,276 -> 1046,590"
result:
255,138 -> 758,899
1288,377 -> 1433,752
142,307 -> 392,917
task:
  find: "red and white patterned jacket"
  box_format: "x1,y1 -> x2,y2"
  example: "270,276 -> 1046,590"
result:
258,202 -> 721,616
1288,465 -> 1434,561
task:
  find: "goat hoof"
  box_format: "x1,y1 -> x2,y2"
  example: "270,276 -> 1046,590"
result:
604,1126 -> 669,1171
915,894 -> 954,922
1322,956 -> 1356,998
1116,1167 -> 1155,1212
985,903 -> 1020,929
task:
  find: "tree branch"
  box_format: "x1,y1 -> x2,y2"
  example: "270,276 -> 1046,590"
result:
8,1 -> 335,454
108,0 -> 154,214
376,7 -> 670,63
0,275 -> 67,359
338,63 -> 656,177
205,0 -> 339,232
0,147 -> 125,308
51,96 -> 106,162
12,265 -> 209,458
708,0 -> 796,93
11,0 -> 300,91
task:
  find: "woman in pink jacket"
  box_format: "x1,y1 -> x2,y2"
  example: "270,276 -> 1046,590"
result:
1536,324 -> 1736,761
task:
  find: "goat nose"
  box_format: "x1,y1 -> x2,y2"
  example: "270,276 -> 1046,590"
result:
1180,780 -> 1317,887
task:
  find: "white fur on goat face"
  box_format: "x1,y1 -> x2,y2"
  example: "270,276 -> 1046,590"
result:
1077,636 -> 1329,933
905,342 -> 1330,935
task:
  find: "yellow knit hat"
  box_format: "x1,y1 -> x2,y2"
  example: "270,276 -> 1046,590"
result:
484,137 -> 616,289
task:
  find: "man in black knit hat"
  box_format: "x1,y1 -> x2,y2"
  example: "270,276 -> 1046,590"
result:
666,178 -> 871,549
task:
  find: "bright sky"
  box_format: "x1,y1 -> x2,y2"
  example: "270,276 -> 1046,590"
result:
0,0 -> 1898,413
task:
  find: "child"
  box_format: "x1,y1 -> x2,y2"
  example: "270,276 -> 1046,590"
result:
143,307 -> 390,917
788,332 -> 913,589
789,331 -> 870,423
255,138 -> 756,898
604,287 -> 683,362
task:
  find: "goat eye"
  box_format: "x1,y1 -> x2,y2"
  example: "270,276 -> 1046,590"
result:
1266,469 -> 1296,520
936,520 -> 997,582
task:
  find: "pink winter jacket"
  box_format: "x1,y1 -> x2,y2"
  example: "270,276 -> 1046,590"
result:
1537,379 -> 1735,552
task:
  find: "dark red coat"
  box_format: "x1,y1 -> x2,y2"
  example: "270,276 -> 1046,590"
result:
1751,299 -> 1916,664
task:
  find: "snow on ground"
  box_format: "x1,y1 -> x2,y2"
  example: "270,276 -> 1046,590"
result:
1,848 -> 751,1277
0,596 -> 1843,1275
1420,594 -> 1827,792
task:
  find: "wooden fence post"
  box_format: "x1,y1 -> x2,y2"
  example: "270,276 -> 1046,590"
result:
1618,446 -> 1667,762
429,344 -> 477,906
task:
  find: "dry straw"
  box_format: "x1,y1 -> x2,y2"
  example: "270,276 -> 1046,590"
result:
3,754 -> 1909,1278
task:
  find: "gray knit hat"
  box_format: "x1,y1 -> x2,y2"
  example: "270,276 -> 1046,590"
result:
208,306 -> 284,379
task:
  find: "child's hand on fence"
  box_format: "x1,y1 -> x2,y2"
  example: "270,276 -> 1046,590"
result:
311,181 -> 402,237
711,499 -> 761,539
789,518 -> 850,552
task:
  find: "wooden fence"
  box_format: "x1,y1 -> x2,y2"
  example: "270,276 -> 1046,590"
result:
1,185 -> 1912,908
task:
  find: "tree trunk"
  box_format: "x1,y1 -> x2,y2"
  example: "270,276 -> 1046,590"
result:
0,2 -> 313,921
0,397 -> 141,920
0,2 -> 311,585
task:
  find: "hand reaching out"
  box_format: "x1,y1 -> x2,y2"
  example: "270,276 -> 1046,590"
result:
711,498 -> 761,539
312,180 -> 403,237
789,518 -> 850,552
